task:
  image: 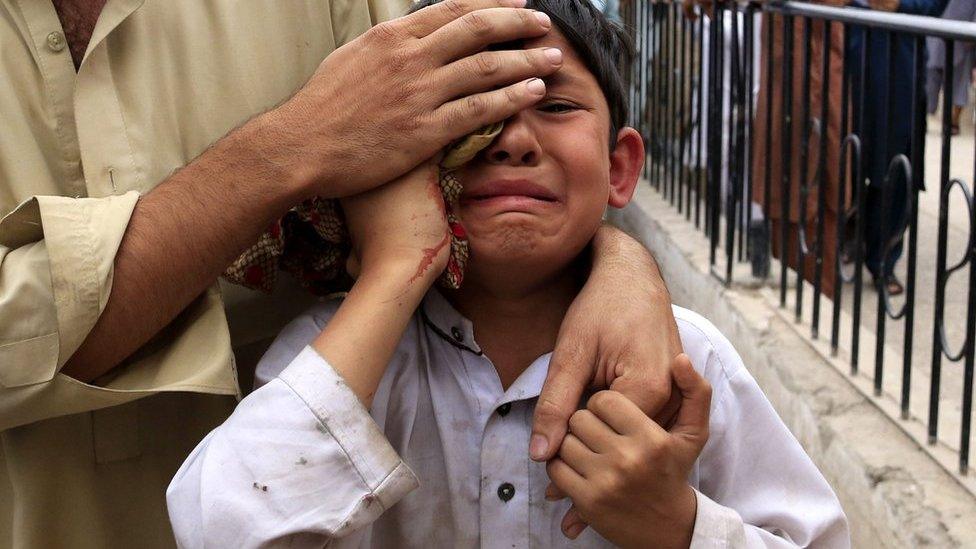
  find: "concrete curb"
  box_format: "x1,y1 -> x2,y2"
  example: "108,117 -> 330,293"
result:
608,183 -> 976,548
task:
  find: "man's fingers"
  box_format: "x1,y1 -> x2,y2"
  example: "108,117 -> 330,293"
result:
561,505 -> 589,540
669,353 -> 711,450
608,362 -> 673,419
399,0 -> 526,38
422,7 -> 551,62
585,390 -> 654,436
436,48 -> 562,102
436,78 -> 546,139
530,334 -> 598,461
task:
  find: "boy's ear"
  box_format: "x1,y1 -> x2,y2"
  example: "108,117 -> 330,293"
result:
607,127 -> 644,208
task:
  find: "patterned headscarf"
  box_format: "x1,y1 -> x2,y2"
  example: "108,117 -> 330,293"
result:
223,123 -> 503,295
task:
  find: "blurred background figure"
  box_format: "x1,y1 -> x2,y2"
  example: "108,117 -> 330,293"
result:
926,0 -> 976,135
845,0 -> 946,296
751,0 -> 847,299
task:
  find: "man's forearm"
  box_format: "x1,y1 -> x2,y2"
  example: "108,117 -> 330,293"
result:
591,224 -> 670,300
61,111 -> 309,383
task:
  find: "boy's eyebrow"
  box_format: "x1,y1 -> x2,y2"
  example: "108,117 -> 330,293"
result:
542,70 -> 578,88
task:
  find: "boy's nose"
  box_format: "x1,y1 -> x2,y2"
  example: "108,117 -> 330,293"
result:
484,115 -> 541,166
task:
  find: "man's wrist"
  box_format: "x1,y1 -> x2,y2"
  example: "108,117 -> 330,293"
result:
237,107 -> 329,203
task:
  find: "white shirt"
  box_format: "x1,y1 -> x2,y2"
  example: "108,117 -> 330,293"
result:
167,291 -> 849,548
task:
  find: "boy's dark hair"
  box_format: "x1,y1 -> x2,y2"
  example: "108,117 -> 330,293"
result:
409,0 -> 634,140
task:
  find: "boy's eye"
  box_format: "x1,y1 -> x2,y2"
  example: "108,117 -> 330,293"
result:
539,102 -> 579,114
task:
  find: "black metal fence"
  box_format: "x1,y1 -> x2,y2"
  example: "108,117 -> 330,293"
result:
621,0 -> 976,478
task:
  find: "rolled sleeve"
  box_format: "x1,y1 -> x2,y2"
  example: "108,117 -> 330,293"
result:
167,346 -> 418,547
0,193 -> 138,388
0,192 -> 239,430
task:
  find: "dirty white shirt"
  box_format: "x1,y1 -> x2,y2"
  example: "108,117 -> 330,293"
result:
167,291 -> 850,548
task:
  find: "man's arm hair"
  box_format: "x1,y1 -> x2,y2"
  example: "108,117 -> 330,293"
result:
61,112 -> 307,382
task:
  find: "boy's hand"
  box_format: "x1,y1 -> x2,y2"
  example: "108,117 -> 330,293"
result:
341,160 -> 450,289
546,355 -> 711,548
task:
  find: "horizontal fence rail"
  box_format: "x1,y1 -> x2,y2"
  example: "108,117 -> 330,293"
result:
621,0 -> 976,481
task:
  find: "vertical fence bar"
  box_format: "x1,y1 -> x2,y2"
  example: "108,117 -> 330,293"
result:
694,8 -> 706,229
851,25 -> 871,376
900,35 -> 925,419
795,16 -> 813,322
763,12 -> 774,273
929,38 -> 954,444
831,21 -> 851,356
780,14 -> 794,308
873,30 -> 897,398
812,19 -> 832,340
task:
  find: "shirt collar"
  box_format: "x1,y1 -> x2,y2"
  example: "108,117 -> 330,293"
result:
420,289 -> 553,405
421,289 -> 482,355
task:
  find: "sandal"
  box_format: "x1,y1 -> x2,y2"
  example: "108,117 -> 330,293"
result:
872,273 -> 904,296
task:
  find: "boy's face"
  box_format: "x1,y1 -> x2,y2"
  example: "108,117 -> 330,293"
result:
455,27 -> 643,285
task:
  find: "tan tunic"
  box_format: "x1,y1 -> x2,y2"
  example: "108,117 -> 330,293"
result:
0,0 -> 405,546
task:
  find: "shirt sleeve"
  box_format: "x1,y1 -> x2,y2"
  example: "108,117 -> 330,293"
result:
0,193 -> 239,430
166,346 -> 419,548
676,312 -> 851,548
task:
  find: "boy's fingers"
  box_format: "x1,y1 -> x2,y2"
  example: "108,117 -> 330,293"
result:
436,79 -> 547,141
546,457 -> 588,498
423,8 -> 551,62
567,409 -> 616,454
561,505 -> 589,540
399,0 -> 527,38
556,434 -> 599,477
531,331 -> 599,461
585,390 -> 655,437
669,354 -> 712,452
437,48 -> 562,102
544,481 -> 567,501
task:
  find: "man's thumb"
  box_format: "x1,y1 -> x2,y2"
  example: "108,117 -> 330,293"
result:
531,337 -> 596,461
669,354 -> 711,446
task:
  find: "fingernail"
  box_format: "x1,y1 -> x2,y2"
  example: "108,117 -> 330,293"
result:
529,434 -> 548,459
534,11 -> 551,28
544,47 -> 562,64
525,78 -> 546,96
504,0 -> 527,6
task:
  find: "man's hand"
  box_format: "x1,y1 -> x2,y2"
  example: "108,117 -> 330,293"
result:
546,355 -> 711,547
529,225 -> 682,462
269,0 -> 563,199
341,160 -> 450,286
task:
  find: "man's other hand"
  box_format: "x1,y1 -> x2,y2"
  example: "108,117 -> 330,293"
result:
268,0 -> 563,199
530,225 -> 683,462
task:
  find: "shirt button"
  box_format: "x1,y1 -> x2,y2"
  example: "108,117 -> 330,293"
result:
497,482 -> 515,502
46,31 -> 66,53
497,403 -> 512,417
450,327 -> 464,342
